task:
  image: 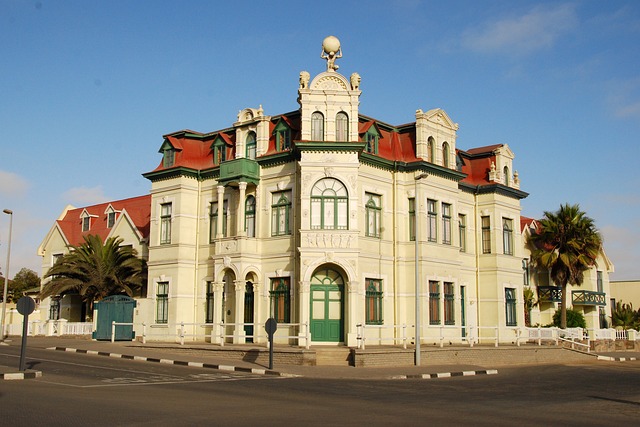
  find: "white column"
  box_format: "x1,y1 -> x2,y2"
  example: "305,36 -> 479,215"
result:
234,280 -> 245,344
216,185 -> 225,238
237,182 -> 247,237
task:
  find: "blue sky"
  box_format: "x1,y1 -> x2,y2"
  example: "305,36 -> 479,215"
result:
1,0 -> 639,280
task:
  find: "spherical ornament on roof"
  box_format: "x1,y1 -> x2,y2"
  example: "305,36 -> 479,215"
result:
322,36 -> 341,55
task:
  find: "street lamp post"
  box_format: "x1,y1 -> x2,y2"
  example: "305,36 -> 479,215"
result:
1,209 -> 13,341
414,173 -> 428,366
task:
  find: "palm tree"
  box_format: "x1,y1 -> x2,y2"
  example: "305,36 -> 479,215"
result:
611,302 -> 638,330
41,235 -> 147,313
527,204 -> 602,329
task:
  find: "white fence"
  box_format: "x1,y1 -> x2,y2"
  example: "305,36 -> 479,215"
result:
6,319 -> 94,337
4,319 -> 638,351
109,321 -> 311,348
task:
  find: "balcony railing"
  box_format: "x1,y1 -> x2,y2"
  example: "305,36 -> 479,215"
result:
572,290 -> 606,306
218,158 -> 259,185
537,286 -> 562,303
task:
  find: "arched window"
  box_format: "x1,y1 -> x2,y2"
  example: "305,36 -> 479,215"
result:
310,178 -> 348,230
245,195 -> 256,237
503,166 -> 510,186
312,112 -> 324,141
246,132 -> 256,160
336,112 -> 348,141
428,137 -> 435,163
442,142 -> 450,168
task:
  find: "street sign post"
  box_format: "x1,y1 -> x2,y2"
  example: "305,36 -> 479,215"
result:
264,317 -> 277,370
16,296 -> 35,371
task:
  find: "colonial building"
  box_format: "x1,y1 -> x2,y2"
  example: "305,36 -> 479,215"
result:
37,37 -> 614,345
37,195 -> 151,321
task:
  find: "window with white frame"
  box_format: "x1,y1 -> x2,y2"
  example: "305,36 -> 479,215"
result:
156,282 -> 169,324
336,112 -> 348,141
365,279 -> 383,325
442,142 -> 450,168
429,281 -> 440,325
481,216 -> 491,254
270,278 -> 290,323
205,281 -> 215,323
444,282 -> 455,325
271,191 -> 291,236
503,218 -> 513,255
459,214 -> 467,252
427,199 -> 437,242
310,178 -> 348,230
210,200 -> 228,240
427,137 -> 435,163
523,259 -> 530,286
107,210 -> 116,228
365,193 -> 382,238
409,198 -> 416,241
246,132 -> 256,160
245,195 -> 256,237
505,288 -> 517,326
311,112 -> 324,141
442,203 -> 451,245
160,203 -> 172,245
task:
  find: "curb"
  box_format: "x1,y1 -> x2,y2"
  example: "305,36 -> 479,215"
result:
597,355 -> 638,362
389,369 -> 498,380
0,370 -> 42,380
47,347 -> 297,377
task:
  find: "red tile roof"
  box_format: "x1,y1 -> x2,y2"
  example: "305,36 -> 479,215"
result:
57,195 -> 151,246
145,112 -> 505,188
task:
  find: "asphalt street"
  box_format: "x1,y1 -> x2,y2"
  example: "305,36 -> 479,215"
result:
1,345 -> 639,426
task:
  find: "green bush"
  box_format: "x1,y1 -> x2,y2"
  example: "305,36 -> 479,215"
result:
552,308 -> 586,329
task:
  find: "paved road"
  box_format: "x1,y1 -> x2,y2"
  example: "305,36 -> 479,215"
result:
1,346 -> 639,426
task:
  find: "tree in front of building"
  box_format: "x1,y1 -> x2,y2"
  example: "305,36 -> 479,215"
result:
552,307 -> 586,329
527,204 -> 602,329
610,302 -> 639,330
8,268 -> 40,302
40,235 -> 147,311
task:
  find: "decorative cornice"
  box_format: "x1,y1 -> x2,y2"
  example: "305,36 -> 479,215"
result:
459,181 -> 529,199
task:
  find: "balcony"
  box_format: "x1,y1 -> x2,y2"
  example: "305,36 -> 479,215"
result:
537,286 -> 562,303
218,158 -> 260,186
572,290 -> 606,306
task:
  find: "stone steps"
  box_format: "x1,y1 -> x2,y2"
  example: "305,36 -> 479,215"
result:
315,347 -> 352,366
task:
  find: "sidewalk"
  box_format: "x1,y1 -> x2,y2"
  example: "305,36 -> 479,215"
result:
1,336 -> 638,380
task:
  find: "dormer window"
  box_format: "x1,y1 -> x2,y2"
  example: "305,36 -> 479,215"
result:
107,211 -> 116,228
363,125 -> 380,154
163,148 -> 175,167
159,139 -> 177,168
80,210 -> 96,232
246,132 -> 256,160
503,166 -> 510,186
212,137 -> 226,165
273,120 -> 291,151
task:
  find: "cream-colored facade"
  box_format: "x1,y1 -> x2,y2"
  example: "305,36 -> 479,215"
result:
136,44 -> 534,346
610,280 -> 640,310
36,39 -> 615,345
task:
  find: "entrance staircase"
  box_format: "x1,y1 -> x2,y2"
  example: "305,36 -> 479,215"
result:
314,347 -> 352,366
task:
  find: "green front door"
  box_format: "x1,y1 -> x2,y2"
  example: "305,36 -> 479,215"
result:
310,268 -> 344,342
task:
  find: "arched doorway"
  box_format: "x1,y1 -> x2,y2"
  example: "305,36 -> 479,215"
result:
222,270 -> 236,342
310,266 -> 344,342
244,280 -> 254,342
